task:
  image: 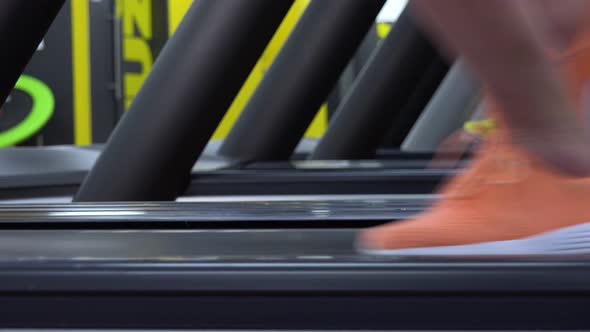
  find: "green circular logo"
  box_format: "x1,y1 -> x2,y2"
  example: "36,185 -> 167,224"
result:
0,75 -> 55,147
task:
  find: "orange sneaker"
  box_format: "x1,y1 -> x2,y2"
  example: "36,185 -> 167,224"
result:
358,127 -> 590,255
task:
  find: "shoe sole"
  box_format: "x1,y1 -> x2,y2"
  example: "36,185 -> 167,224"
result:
358,222 -> 590,256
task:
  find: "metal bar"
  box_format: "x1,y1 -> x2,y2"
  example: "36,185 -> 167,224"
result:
385,54 -> 451,147
218,0 -> 386,162
309,9 -> 441,160
75,0 -> 293,202
0,0 -> 65,107
402,61 -> 480,152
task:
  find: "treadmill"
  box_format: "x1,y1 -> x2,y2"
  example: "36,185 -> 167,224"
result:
0,2 -> 589,330
0,0 -> 466,202
0,202 -> 590,330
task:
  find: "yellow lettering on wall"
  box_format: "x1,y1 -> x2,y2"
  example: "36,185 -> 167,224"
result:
123,0 -> 152,38
119,0 -> 154,110
123,37 -> 153,107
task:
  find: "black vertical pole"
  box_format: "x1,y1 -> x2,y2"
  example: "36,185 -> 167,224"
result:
218,0 -> 386,162
0,0 -> 65,108
75,0 -> 293,202
309,9 -> 442,160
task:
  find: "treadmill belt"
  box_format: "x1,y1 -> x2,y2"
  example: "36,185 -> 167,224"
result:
1,228 -> 590,263
0,202 -> 588,330
0,196 -> 434,227
0,228 -> 589,329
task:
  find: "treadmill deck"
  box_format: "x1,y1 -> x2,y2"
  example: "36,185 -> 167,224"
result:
0,201 -> 588,330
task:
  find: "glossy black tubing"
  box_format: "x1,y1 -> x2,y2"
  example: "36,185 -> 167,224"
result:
386,55 -> 450,147
219,0 -> 386,162
75,0 -> 293,202
310,9 -> 441,160
0,0 -> 65,107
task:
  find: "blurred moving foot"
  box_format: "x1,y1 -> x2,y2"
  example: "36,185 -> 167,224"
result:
357,128 -> 590,256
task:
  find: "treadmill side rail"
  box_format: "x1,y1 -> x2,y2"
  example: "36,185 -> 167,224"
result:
75,0 -> 294,202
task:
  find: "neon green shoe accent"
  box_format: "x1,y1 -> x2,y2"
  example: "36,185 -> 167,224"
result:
463,119 -> 496,136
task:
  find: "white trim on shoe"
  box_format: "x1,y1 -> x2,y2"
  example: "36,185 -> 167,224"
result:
358,221 -> 590,256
